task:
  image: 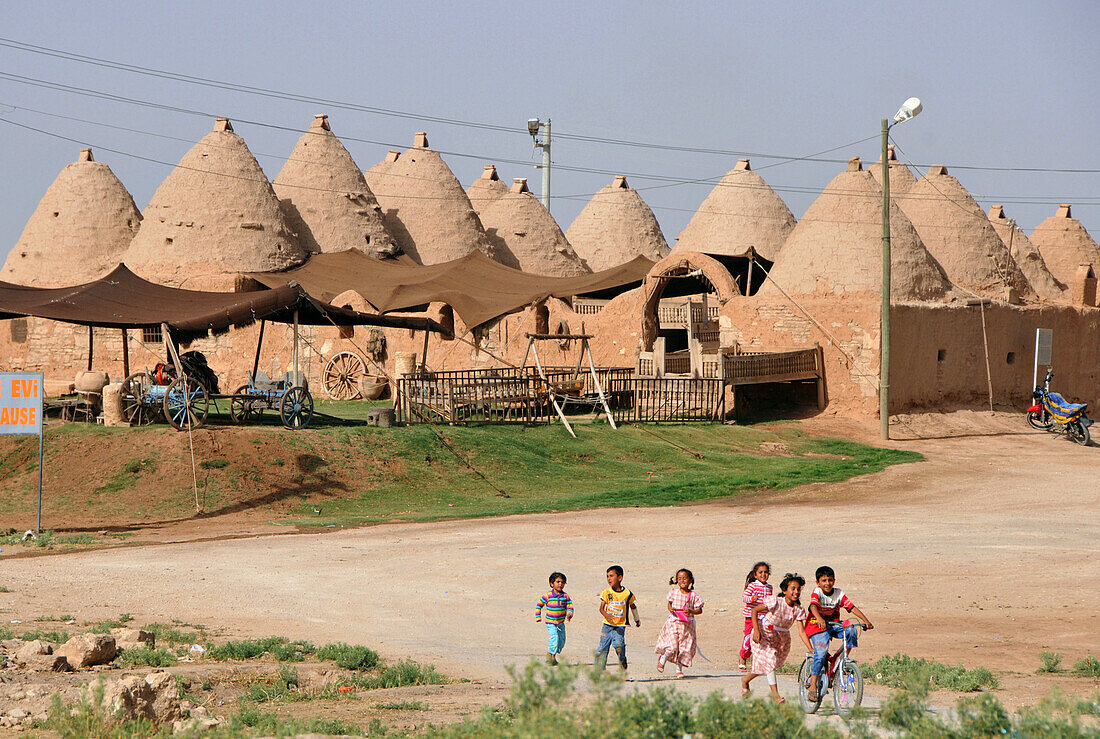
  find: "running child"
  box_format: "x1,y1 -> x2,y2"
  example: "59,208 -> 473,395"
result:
739,561 -> 772,671
594,565 -> 641,671
741,572 -> 813,703
805,565 -> 873,697
535,572 -> 574,665
654,568 -> 704,678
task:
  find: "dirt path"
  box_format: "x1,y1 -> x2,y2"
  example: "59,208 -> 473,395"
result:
0,414 -> 1096,715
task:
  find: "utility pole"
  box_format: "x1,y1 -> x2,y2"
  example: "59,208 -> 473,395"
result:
527,118 -> 551,211
880,118 -> 892,441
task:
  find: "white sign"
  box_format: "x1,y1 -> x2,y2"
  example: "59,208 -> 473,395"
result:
1035,329 -> 1053,366
0,372 -> 43,436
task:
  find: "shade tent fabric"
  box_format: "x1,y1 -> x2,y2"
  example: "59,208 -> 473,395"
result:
0,264 -> 445,342
246,249 -> 654,329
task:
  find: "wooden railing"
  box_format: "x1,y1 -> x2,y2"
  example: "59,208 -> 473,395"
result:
610,377 -> 724,422
723,347 -> 821,385
571,297 -> 609,315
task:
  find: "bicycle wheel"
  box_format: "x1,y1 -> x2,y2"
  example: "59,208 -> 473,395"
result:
797,655 -> 822,714
832,658 -> 864,716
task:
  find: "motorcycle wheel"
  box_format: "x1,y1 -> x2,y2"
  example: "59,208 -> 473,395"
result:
1068,421 -> 1090,446
1026,410 -> 1053,430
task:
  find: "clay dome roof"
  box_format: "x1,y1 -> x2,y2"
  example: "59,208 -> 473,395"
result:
465,164 -> 510,216
672,159 -> 796,261
1031,204 -> 1100,287
868,144 -> 919,194
763,157 -> 949,301
363,132 -> 496,265
987,204 -> 1065,301
565,175 -> 669,271
896,165 -> 1033,300
2,149 -> 141,287
478,179 -> 591,276
273,114 -> 397,258
124,118 -> 305,288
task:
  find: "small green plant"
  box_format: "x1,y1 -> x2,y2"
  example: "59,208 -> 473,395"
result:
348,660 -> 445,690
316,642 -> 380,671
375,700 -> 431,711
118,644 -> 177,668
57,534 -> 99,545
207,638 -> 267,661
1039,650 -> 1065,673
0,626 -> 13,640
141,621 -> 205,646
0,585 -> 11,593
199,458 -> 230,470
19,629 -> 69,644
1074,655 -> 1100,678
87,613 -> 134,633
867,652 -> 999,691
245,665 -> 303,703
123,458 -> 156,474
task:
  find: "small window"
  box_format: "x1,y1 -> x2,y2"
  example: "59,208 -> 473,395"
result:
1006,352 -> 1016,365
937,349 -> 946,362
143,326 -> 163,344
10,318 -> 28,343
534,304 -> 549,335
339,305 -> 354,339
439,305 -> 455,341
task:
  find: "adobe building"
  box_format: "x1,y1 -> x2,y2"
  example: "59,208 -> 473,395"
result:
465,164 -> 510,216
987,204 -> 1065,302
868,144 -> 919,194
477,179 -> 590,276
1031,204 -> 1100,294
565,175 -> 669,272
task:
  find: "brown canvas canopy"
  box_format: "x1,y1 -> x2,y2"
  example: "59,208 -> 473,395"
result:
246,249 -> 653,328
0,264 -> 445,342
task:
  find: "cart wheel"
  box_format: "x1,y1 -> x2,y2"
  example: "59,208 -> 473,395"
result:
322,351 -> 366,400
120,372 -> 158,426
280,386 -> 314,430
164,377 -> 209,431
230,385 -> 263,424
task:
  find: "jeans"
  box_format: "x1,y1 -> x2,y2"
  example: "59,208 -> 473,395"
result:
594,624 -> 627,668
810,622 -> 859,676
546,622 -> 566,655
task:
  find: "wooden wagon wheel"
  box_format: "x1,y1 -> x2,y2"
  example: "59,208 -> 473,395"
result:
120,372 -> 158,426
322,351 -> 366,400
229,384 -> 263,424
280,386 -> 314,430
164,376 -> 209,431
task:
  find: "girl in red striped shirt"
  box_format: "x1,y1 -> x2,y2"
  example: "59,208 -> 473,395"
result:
739,561 -> 772,671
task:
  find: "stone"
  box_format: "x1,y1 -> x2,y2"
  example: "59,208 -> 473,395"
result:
101,383 -> 127,427
8,709 -> 26,720
103,670 -> 181,724
57,633 -> 117,668
21,654 -> 70,672
14,640 -> 52,662
110,627 -> 154,651
144,671 -> 181,723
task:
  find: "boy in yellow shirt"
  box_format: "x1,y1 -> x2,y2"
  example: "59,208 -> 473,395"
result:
594,565 -> 641,671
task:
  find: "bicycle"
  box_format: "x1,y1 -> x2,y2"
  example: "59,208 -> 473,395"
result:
797,620 -> 868,716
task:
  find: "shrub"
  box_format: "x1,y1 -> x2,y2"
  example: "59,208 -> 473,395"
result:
271,639 -> 317,662
352,660 -> 444,690
245,666 -> 302,703
612,687 -> 695,738
19,629 -> 68,644
226,704 -> 363,735
1073,655 -> 1100,678
1040,651 -> 1066,673
878,689 -> 928,730
141,622 -> 205,646
118,645 -> 177,668
867,653 -> 999,692
316,642 -> 380,671
957,693 -> 1011,736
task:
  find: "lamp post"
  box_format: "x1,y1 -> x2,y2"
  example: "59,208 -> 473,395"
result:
527,118 -> 551,211
881,97 -> 922,440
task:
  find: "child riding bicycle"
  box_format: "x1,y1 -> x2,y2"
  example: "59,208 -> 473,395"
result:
805,566 -> 873,698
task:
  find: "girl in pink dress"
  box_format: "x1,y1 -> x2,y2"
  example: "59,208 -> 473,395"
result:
741,573 -> 814,703
654,568 -> 704,678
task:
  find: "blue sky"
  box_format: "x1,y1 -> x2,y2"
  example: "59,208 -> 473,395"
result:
0,1 -> 1096,262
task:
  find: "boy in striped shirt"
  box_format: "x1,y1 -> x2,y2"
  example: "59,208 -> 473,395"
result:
536,572 -> 574,665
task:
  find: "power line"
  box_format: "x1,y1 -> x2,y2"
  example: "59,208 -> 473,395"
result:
2,36 -> 1098,173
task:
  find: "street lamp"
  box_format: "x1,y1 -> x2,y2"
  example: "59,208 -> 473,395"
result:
880,97 -> 922,440
527,117 -> 551,211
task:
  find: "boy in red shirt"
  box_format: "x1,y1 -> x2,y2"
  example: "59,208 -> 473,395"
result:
805,565 -> 873,697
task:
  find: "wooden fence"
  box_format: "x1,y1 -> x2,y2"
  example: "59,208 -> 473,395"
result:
610,376 -> 725,423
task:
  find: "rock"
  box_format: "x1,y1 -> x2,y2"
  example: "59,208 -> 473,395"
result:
2,639 -> 24,652
8,709 -> 26,720
21,654 -> 70,672
14,641 -> 52,662
144,671 -> 181,723
111,628 -> 154,651
58,633 -> 116,668
103,671 -> 181,724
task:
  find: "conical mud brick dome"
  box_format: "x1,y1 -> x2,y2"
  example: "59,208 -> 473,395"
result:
363,132 -> 495,264
1031,204 -> 1100,287
988,204 -> 1064,301
2,149 -> 141,286
869,145 -> 918,194
466,164 -> 509,216
125,118 -> 305,288
672,159 -> 795,261
273,114 -> 397,258
764,158 -> 949,301
478,179 -> 591,276
565,175 -> 669,271
896,166 -> 1033,300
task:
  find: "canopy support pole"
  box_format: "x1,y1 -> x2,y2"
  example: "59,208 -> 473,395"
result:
161,323 -> 183,375
584,336 -> 616,429
292,310 -> 300,388
252,320 -> 266,382
420,327 -> 430,372
121,330 -> 130,378
87,326 -> 94,371
530,340 -> 575,438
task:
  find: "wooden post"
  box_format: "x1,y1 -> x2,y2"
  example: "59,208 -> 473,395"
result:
292,310 -> 299,388
815,342 -> 826,411
252,320 -> 266,382
87,326 -> 94,371
653,337 -> 666,378
420,328 -> 430,372
121,329 -> 130,378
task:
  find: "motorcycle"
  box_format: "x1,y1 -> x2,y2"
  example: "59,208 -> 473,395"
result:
1027,368 -> 1093,445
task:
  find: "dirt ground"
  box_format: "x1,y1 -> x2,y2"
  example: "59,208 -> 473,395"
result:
0,411 -> 1097,729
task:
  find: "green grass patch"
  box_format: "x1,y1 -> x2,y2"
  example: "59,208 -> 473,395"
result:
315,642 -> 379,671
1074,655 -> 1100,677
199,458 -> 230,470
19,629 -> 69,644
226,704 -> 364,735
347,660 -> 444,690
56,534 -> 99,546
278,422 -> 920,528
93,457 -> 156,497
141,621 -> 206,647
117,644 -> 177,667
205,636 -> 318,662
375,700 -> 431,711
867,653 -> 999,692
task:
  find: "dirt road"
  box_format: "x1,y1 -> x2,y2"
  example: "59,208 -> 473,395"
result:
1,413 -> 1097,711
